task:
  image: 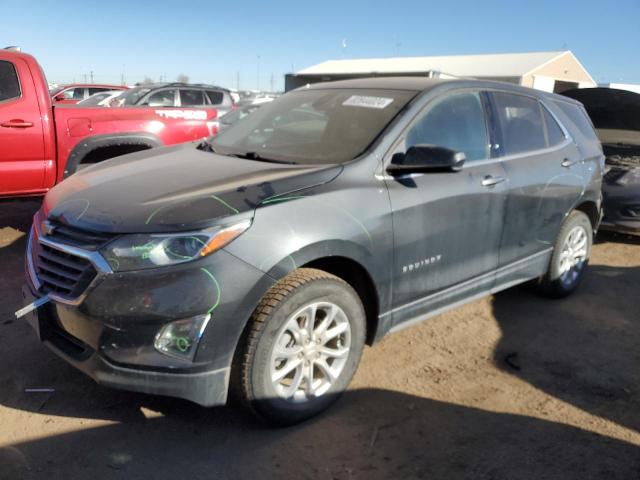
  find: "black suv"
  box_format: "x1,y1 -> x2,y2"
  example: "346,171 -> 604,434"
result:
21,78 -> 603,424
114,82 -> 234,116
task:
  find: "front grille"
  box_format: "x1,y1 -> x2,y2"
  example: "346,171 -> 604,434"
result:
46,220 -> 116,250
33,242 -> 97,298
27,214 -> 112,301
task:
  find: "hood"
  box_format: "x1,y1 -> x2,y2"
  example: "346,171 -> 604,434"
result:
561,88 -> 640,146
44,144 -> 342,233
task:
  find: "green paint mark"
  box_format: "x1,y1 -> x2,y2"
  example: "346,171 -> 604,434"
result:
332,205 -> 373,246
200,267 -> 221,314
260,195 -> 306,205
176,337 -> 190,352
186,236 -> 208,248
132,241 -> 156,252
210,195 -> 239,214
165,249 -> 193,260
144,205 -> 170,225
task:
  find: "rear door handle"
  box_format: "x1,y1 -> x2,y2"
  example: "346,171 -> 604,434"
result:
561,158 -> 579,168
1,120 -> 34,128
481,175 -> 506,187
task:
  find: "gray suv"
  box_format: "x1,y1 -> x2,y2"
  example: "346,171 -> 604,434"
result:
20,77 -> 603,425
114,82 -> 234,116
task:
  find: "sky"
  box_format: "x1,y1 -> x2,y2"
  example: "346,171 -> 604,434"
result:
2,0 -> 639,91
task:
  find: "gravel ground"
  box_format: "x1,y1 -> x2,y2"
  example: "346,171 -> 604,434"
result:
1,198 -> 639,480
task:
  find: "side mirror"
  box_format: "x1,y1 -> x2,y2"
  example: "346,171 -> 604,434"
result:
386,145 -> 466,175
53,94 -> 65,102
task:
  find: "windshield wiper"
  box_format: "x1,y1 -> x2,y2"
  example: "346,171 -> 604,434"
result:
197,136 -> 216,153
228,151 -> 297,165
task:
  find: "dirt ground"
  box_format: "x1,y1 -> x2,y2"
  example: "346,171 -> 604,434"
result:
0,198 -> 639,480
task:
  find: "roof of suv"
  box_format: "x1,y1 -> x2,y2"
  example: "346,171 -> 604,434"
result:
132,83 -> 231,92
300,76 -> 584,106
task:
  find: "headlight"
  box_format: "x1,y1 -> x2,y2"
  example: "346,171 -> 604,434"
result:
101,219 -> 251,271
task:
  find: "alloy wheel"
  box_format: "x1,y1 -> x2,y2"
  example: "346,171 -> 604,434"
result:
270,302 -> 351,402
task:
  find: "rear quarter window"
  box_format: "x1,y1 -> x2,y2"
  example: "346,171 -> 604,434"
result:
541,105 -> 566,147
0,61 -> 21,102
206,90 -> 224,105
552,100 -> 599,142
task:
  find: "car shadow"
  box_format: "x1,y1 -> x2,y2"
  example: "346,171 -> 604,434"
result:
0,388 -> 638,480
595,230 -> 640,246
492,264 -> 640,434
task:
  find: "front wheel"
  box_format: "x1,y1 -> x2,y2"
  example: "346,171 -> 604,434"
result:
538,210 -> 592,298
234,268 -> 366,425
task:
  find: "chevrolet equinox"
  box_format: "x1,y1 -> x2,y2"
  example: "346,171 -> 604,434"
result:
20,78 -> 604,424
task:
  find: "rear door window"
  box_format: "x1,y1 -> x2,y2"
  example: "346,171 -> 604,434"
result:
406,91 -> 489,162
180,89 -> 205,106
144,89 -> 177,107
492,92 -> 546,155
88,87 -> 109,95
0,60 -> 20,102
62,87 -> 85,100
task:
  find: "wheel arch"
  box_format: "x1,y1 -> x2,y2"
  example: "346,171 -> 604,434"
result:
63,133 -> 162,178
301,256 -> 380,345
574,199 -> 600,231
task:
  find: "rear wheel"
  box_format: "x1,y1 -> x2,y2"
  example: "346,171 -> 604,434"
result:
539,210 -> 592,298
234,268 -> 366,425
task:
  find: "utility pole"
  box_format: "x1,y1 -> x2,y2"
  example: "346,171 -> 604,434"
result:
270,73 -> 274,93
236,71 -> 240,91
84,73 -> 87,83
90,71 -> 94,83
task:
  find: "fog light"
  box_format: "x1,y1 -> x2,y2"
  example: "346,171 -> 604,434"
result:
154,314 -> 211,361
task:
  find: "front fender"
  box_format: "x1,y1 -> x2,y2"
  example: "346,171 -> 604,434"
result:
223,184 -> 394,316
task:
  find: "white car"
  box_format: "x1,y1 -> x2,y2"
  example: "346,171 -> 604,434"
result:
77,90 -> 124,107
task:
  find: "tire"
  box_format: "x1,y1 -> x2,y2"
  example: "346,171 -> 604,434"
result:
234,268 -> 366,425
538,210 -> 592,298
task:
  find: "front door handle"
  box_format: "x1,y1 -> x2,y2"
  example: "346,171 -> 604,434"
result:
1,119 -> 34,128
561,158 -> 579,168
481,175 -> 506,187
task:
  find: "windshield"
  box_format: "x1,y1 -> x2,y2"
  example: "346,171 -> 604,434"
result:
115,87 -> 152,106
211,88 -> 416,164
220,104 -> 261,125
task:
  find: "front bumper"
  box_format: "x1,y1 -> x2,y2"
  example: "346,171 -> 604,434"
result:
601,168 -> 640,235
22,283 -> 230,406
22,217 -> 276,406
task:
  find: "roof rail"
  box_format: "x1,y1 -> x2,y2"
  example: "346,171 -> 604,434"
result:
162,82 -> 230,91
4,46 -> 21,52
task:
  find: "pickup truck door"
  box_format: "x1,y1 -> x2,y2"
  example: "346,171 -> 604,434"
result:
384,90 -> 508,328
0,57 -> 46,195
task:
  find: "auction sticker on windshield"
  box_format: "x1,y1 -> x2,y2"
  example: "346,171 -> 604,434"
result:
343,95 -> 394,109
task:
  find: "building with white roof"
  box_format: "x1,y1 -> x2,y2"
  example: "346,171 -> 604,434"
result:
285,51 -> 596,93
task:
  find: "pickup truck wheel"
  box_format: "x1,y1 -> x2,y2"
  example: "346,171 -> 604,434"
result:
539,210 -> 592,298
235,268 -> 366,425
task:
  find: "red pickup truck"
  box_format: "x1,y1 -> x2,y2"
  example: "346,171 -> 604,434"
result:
0,48 -> 219,198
